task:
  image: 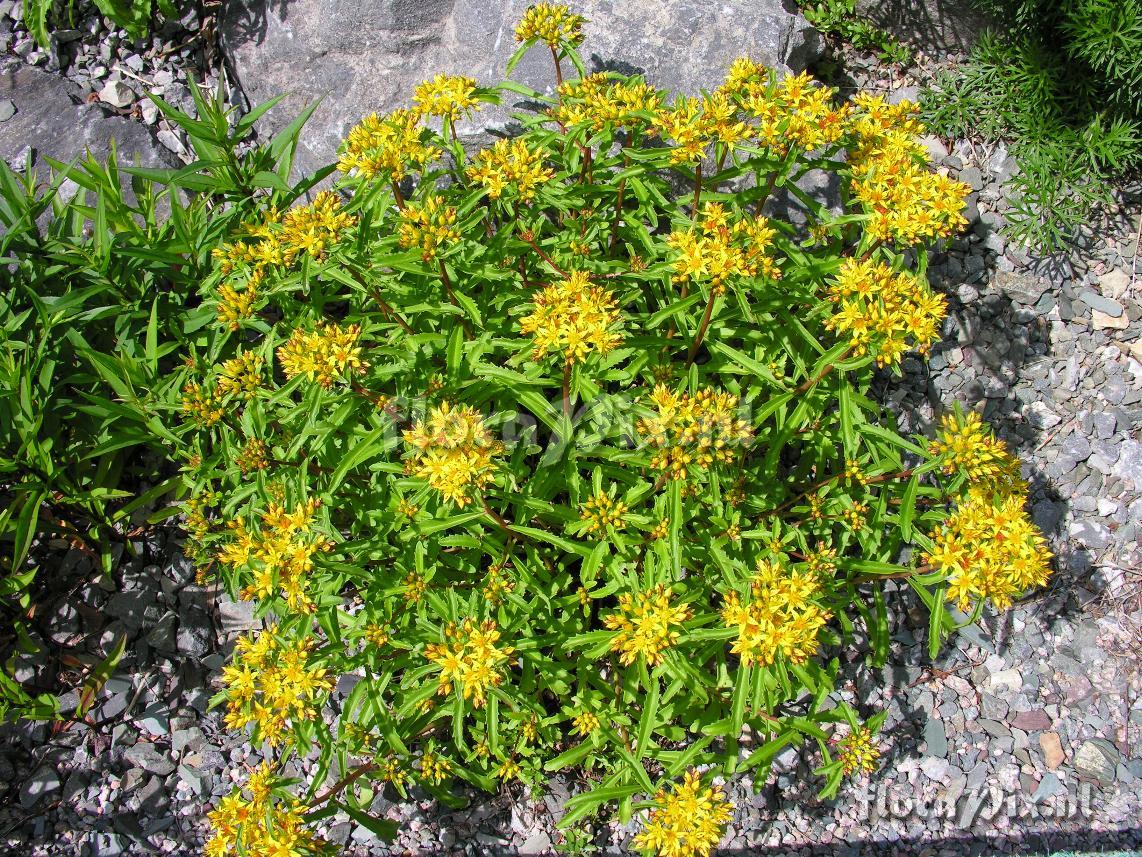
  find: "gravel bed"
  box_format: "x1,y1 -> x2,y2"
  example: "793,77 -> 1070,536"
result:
1,20 -> 1140,857
0,0 -> 231,162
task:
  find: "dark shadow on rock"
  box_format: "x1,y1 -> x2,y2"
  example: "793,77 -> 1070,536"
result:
588,54 -> 646,78
854,0 -> 994,57
217,0 -> 295,50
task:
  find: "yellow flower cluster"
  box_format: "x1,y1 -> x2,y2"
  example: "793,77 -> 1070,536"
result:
397,194 -> 460,261
206,764 -> 319,857
212,192 -> 356,274
721,560 -> 831,666
403,571 -> 428,602
216,500 -> 330,612
276,321 -> 367,388
633,770 -> 733,857
215,272 -> 260,330
278,191 -> 358,261
552,73 -> 663,130
425,618 -> 515,707
667,203 -> 780,293
823,257 -> 947,366
603,584 -> 691,666
181,381 -> 224,427
363,621 -> 391,648
515,2 -> 585,47
413,74 -> 481,122
466,137 -> 555,201
519,271 -> 623,364
338,109 -> 440,181
216,350 -> 264,400
925,486 -> 1051,611
496,758 -> 522,780
803,544 -> 839,575
837,726 -> 880,776
419,748 -> 453,784
219,625 -> 333,745
928,410 -> 1022,491
379,757 -> 409,789
235,438 -> 269,474
211,216 -> 283,275
653,93 -> 749,165
483,564 -> 515,605
637,386 -> 753,480
402,401 -> 504,507
580,489 -> 628,534
847,94 -> 969,245
718,62 -> 850,154
572,710 -> 600,736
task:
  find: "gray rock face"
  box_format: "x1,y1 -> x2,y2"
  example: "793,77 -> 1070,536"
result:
856,0 -> 993,56
222,0 -> 821,176
0,59 -> 173,170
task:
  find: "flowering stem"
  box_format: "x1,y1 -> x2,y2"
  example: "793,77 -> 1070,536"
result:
855,563 -> 932,584
794,346 -> 853,396
562,361 -> 573,422
520,231 -> 567,278
692,162 -> 703,217
758,466 -> 915,520
858,239 -> 884,261
686,290 -> 718,366
550,46 -> 564,88
438,261 -> 459,307
482,497 -> 514,534
367,287 -> 414,335
348,267 -> 414,334
609,154 -> 631,253
312,761 -> 377,807
754,168 -> 781,216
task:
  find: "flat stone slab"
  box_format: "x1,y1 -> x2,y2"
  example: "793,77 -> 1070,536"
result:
222,0 -> 821,176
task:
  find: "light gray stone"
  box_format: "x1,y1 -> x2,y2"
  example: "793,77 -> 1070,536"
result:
222,0 -> 821,177
1100,269 -> 1130,301
1114,439 -> 1142,488
1074,738 -> 1119,786
1026,401 -> 1061,430
98,79 -> 136,108
1069,519 -> 1111,551
1031,771 -> 1063,802
994,270 -> 1048,305
124,742 -> 176,777
1079,291 -> 1124,318
218,596 -> 261,633
19,765 -> 61,809
923,718 -> 948,758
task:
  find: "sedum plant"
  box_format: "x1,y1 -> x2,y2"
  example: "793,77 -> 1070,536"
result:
182,5 -> 1051,854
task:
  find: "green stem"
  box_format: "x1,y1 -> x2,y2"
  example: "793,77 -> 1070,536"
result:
562,361 -> 572,422
550,45 -> 564,88
692,161 -> 703,217
794,346 -> 854,396
686,290 -> 718,366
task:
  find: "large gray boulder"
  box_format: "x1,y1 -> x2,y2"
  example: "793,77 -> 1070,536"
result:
0,59 -> 174,172
222,0 -> 822,177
